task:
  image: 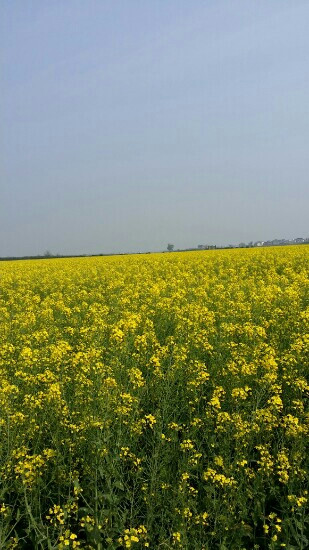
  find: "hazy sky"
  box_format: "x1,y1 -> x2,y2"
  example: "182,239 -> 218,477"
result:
1,1 -> 309,256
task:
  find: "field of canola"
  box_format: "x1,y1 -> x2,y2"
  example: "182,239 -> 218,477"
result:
0,246 -> 308,549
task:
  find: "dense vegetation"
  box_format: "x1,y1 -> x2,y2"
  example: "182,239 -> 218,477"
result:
0,247 -> 308,549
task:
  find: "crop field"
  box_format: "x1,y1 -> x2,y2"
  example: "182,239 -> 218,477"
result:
0,246 -> 308,549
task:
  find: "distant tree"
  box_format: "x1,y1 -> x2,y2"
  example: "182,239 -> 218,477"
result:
167,243 -> 174,252
44,250 -> 52,258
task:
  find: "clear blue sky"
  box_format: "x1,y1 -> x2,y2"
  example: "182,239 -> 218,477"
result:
1,1 -> 308,256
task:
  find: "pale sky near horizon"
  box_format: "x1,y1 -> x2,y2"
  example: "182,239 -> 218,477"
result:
1,1 -> 309,256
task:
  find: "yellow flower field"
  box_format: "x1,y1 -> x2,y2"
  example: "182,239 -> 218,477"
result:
0,247 -> 308,549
